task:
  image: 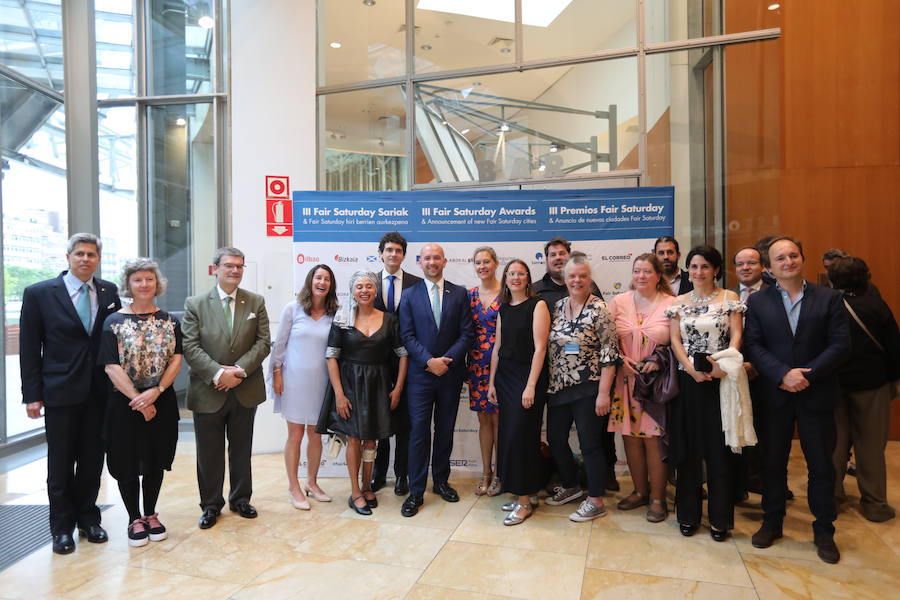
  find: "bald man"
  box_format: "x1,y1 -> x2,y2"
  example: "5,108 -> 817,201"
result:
398,243 -> 474,516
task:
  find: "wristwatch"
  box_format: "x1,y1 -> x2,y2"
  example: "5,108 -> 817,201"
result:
157,384 -> 166,393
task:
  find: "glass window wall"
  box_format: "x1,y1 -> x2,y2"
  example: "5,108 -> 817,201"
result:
645,0 -> 781,44
523,0 -> 636,61
0,0 -> 65,90
96,0 -> 135,98
98,105 -> 138,282
147,0 -> 215,95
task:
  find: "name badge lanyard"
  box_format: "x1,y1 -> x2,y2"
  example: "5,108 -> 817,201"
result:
564,295 -> 591,355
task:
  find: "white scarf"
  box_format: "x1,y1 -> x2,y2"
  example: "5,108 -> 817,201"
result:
711,347 -> 758,453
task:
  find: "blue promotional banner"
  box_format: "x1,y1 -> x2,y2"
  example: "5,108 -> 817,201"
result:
292,186 -> 674,242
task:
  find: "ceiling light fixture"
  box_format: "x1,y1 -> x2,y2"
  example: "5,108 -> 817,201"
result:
417,0 -> 573,28
460,129 -> 470,134
498,122 -> 510,132
175,117 -> 187,126
198,15 -> 214,29
420,44 -> 432,50
330,41 -> 342,48
549,143 -> 559,152
363,0 -> 376,6
767,3 -> 780,9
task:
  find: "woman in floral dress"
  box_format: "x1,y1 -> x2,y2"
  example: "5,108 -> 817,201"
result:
467,247 -> 502,496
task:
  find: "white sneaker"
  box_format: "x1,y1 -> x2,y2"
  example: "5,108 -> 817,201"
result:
544,486 -> 585,506
569,499 -> 608,522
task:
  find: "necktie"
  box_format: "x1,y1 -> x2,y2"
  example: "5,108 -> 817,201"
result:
224,296 -> 233,330
741,287 -> 752,303
431,283 -> 441,328
76,282 -> 91,333
386,274 -> 396,313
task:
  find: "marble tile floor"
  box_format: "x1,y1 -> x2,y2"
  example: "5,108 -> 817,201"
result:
1,441 -> 898,600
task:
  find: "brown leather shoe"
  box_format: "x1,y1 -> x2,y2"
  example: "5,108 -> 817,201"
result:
751,525 -> 783,548
617,492 -> 649,511
814,534 -> 840,564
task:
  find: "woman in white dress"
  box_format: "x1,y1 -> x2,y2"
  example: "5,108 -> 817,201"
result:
272,264 -> 339,509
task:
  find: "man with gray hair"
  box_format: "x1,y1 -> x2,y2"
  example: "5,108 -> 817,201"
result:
182,247 -> 270,529
20,233 -> 122,554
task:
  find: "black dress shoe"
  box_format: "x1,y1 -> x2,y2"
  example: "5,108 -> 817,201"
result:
363,491 -> 378,509
751,525 -> 783,548
433,482 -> 460,503
679,523 -> 698,537
394,475 -> 409,496
348,495 -> 373,516
52,532 -> 75,555
710,528 -> 730,542
199,507 -> 220,529
371,475 -> 387,493
605,472 -> 620,492
78,524 -> 108,543
814,534 -> 840,564
229,502 -> 258,519
401,494 -> 424,517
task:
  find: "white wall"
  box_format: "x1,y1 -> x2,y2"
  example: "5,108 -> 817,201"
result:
231,0 -> 317,453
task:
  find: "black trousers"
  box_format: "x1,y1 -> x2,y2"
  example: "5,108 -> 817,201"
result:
674,373 -> 733,530
44,400 -> 106,535
761,397 -> 837,536
373,394 -> 409,480
547,395 -> 608,497
193,392 -> 257,510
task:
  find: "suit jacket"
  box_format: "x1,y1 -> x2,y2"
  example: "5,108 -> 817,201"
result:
182,287 -> 271,413
19,272 -> 121,408
729,281 -> 770,297
374,270 -> 423,313
674,269 -> 694,295
743,281 -> 849,411
399,279 -> 474,386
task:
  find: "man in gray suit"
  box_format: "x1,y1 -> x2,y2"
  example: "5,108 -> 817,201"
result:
182,247 -> 270,529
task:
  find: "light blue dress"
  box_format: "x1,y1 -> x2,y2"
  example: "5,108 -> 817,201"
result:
271,302 -> 333,425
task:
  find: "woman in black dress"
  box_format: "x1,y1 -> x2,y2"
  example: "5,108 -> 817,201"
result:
100,258 -> 182,547
488,259 -> 550,525
317,271 -> 408,515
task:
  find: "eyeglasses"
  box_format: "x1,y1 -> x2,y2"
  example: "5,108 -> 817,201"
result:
219,263 -> 246,271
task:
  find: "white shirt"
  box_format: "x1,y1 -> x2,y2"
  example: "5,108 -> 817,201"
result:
381,268 -> 405,311
739,280 -> 764,295
63,271 -> 98,327
424,278 -> 444,311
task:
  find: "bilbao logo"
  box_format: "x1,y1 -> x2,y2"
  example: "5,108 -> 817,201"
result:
601,252 -> 632,262
334,254 -> 359,263
296,253 -> 320,264
531,251 -> 545,266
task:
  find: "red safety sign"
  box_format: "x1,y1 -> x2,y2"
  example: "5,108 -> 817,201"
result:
265,175 -> 290,199
267,224 -> 292,236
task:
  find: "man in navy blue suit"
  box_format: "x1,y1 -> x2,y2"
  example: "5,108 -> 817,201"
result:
20,233 -> 122,554
743,236 -> 849,564
398,243 -> 474,517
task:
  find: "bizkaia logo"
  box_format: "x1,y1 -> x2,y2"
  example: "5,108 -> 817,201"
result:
296,253 -> 320,264
334,254 -> 359,263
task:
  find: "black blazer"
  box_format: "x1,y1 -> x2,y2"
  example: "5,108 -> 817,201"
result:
374,269 -> 423,313
743,281 -> 849,411
399,279 -> 474,386
19,272 -> 121,408
674,269 -> 694,295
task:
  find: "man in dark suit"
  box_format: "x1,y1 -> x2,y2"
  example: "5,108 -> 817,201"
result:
182,247 -> 270,529
654,236 -> 693,295
729,246 -> 771,500
743,236 -> 849,564
371,232 -> 422,496
398,243 -> 474,516
20,233 -> 122,554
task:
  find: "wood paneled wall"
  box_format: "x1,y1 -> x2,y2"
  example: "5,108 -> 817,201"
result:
724,0 -> 900,436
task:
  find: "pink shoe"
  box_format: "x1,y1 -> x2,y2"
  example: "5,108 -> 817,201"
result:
127,518 -> 149,547
144,513 -> 167,541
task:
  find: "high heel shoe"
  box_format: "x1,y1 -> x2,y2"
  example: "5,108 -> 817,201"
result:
305,486 -> 332,502
486,475 -> 502,497
348,495 -> 372,515
474,474 -> 492,496
289,491 -> 311,510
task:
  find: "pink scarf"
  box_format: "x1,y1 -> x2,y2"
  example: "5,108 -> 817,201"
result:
609,291 -> 675,362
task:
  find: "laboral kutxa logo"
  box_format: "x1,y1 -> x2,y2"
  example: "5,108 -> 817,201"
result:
334,254 -> 359,263
296,253 -> 320,264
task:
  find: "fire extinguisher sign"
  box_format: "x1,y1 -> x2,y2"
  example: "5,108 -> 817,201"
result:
265,175 -> 293,237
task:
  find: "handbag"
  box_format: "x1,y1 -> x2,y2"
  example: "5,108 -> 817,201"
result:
843,299 -> 900,398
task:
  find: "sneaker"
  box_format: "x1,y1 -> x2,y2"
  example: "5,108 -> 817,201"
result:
569,499 -> 608,522
127,518 -> 150,547
544,486 -> 585,506
144,513 -> 167,542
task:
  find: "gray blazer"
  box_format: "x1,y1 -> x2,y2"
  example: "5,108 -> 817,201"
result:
182,287 -> 271,413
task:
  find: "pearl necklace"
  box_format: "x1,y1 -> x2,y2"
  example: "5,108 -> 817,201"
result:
689,289 -> 717,304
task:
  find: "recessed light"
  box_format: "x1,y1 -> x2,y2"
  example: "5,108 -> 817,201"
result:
330,41 -> 342,48
460,129 -> 470,134
549,143 -> 559,152
198,15 -> 214,29
498,122 -> 510,132
175,117 -> 187,126
767,3 -> 780,10
420,44 -> 432,50
500,47 -> 511,54
363,0 -> 376,5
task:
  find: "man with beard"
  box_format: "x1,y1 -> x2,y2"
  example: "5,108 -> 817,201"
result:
653,236 -> 693,295
533,238 -> 617,492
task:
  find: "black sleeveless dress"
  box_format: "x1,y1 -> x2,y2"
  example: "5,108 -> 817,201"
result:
495,297 -> 549,496
316,312 -> 407,440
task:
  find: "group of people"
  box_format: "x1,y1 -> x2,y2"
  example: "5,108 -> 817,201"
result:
20,230 -> 898,567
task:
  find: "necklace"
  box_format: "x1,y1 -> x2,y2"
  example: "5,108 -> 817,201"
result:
689,289 -> 717,304
127,305 -> 158,319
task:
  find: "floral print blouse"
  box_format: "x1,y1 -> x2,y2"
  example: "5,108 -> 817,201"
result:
547,296 -> 621,400
664,300 -> 746,362
99,310 -> 183,390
